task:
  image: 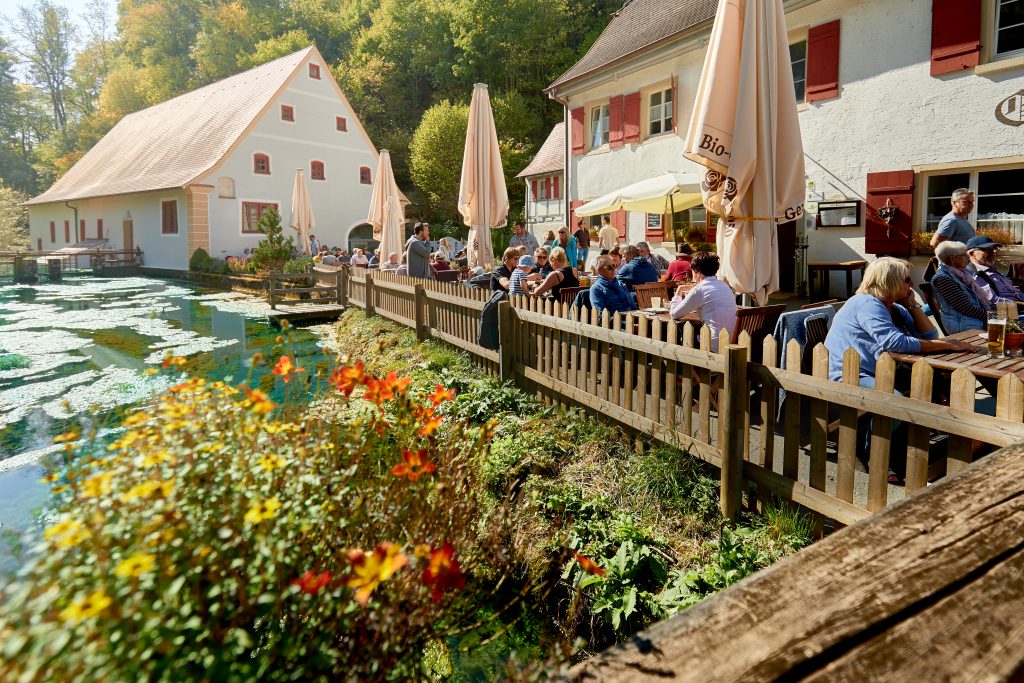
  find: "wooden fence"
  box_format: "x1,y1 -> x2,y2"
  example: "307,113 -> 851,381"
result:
340,267 -> 1024,526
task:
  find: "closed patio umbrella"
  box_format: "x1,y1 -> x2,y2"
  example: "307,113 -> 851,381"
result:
366,150 -> 405,261
458,83 -> 508,269
290,168 -> 315,256
684,0 -> 805,305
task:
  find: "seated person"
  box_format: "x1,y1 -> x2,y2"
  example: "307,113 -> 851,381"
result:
616,245 -> 660,291
367,249 -> 380,268
491,247 -> 520,293
531,247 -> 580,300
825,257 -> 975,480
665,249 -> 693,281
589,255 -> 637,315
533,247 -> 553,278
395,254 -> 408,276
609,245 -> 623,271
931,240 -> 989,333
349,248 -> 369,266
321,252 -> 339,265
966,235 -> 1024,303
637,241 -> 669,275
508,255 -> 535,296
430,252 -> 451,271
337,250 -> 351,265
670,252 -> 737,352
380,252 -> 401,271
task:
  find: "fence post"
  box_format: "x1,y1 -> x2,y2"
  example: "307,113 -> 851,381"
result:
338,267 -> 349,306
498,300 -> 514,383
269,272 -> 277,310
414,283 -> 428,341
719,344 -> 748,522
365,271 -> 375,316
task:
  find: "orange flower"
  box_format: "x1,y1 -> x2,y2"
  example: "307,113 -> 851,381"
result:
328,361 -> 365,397
293,570 -> 332,596
381,371 -> 411,396
427,385 -> 457,405
573,552 -> 607,577
272,355 -> 304,383
362,377 -> 391,406
418,409 -> 443,438
345,543 -> 407,606
421,542 -> 466,602
392,449 -> 436,481
161,355 -> 187,368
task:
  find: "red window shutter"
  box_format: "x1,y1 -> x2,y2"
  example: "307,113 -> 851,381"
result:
671,76 -> 678,133
570,107 -> 585,155
865,170 -> 914,256
807,20 -> 841,102
37,238 -> 43,251
553,176 -> 560,199
569,200 -> 584,232
531,180 -> 538,200
97,219 -> 103,239
930,0 -> 981,76
609,95 -> 624,148
646,213 -> 665,242
623,92 -> 641,143
612,209 -> 627,239
64,220 -> 70,242
336,116 -> 347,131
79,219 -> 85,241
544,177 -> 552,199
49,221 -> 55,243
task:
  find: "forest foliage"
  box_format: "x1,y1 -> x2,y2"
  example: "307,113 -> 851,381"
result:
0,0 -> 622,222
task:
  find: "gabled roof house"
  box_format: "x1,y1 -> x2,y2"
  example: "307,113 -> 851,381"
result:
516,122 -> 566,237
547,0 -> 1024,294
26,46 -> 387,270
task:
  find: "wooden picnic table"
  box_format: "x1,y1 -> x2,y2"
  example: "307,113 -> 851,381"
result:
888,329 -> 1024,382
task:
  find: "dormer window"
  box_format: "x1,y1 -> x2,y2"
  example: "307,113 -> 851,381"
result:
281,105 -> 294,122
253,153 -> 270,175
359,166 -> 371,184
309,63 -> 320,79
311,160 -> 325,180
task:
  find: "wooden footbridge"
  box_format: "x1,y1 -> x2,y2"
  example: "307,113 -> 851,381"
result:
267,268 -> 347,326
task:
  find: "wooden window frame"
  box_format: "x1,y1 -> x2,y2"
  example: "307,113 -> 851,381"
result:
790,38 -> 808,103
161,200 -> 179,235
648,87 -> 673,137
64,220 -> 70,243
311,160 -> 325,180
253,153 -> 271,175
359,166 -> 372,185
281,104 -> 294,122
241,201 -> 279,234
590,104 -> 610,149
79,219 -> 86,241
96,218 -> 103,239
49,221 -> 55,243
309,63 -> 320,79
336,116 -> 347,132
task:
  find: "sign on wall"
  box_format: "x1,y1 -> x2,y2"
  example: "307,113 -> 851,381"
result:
996,90 -> 1024,128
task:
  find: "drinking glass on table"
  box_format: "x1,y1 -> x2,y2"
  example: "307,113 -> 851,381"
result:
988,309 -> 1007,358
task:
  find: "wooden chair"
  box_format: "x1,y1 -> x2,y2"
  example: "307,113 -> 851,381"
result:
559,286 -> 584,305
800,299 -> 840,310
731,304 -> 786,362
919,282 -> 947,335
432,268 -> 461,283
633,281 -> 676,308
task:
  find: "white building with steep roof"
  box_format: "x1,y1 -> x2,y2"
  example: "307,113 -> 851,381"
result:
25,46 -> 387,270
516,123 -> 566,239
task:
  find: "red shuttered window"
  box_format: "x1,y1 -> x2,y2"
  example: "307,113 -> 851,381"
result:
64,220 -> 70,243
544,177 -> 552,200
336,116 -> 347,131
359,167 -> 371,184
281,105 -> 294,121
242,202 -> 278,234
807,20 -> 841,102
865,170 -> 914,255
311,160 -> 325,180
530,180 -> 537,200
570,107 -> 585,155
309,63 -> 320,79
161,200 -> 178,235
49,221 -> 55,243
79,219 -> 86,241
623,92 -> 641,143
553,176 -> 560,199
96,219 -> 103,239
612,209 -> 627,239
609,95 -> 624,148
253,153 -> 270,175
930,0 -> 981,76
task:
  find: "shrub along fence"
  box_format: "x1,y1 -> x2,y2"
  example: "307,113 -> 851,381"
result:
338,268 -> 1024,527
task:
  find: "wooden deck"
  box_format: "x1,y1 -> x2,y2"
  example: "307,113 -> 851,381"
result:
569,441 -> 1024,681
267,304 -> 346,326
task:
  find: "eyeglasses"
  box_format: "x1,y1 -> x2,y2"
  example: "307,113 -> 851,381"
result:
536,255 -> 547,260
599,264 -> 616,270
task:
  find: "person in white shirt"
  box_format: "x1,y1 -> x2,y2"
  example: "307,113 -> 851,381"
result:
380,252 -> 401,271
669,252 -> 737,352
349,248 -> 369,266
597,215 -> 619,251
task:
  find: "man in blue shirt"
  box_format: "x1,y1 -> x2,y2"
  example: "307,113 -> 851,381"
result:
930,188 -> 976,248
616,245 -> 659,291
590,255 -> 637,314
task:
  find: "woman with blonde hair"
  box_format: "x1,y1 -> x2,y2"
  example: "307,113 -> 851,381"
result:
542,229 -> 557,249
531,246 -> 580,300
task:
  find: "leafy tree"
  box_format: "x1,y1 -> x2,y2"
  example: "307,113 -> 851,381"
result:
250,206 -> 295,272
10,0 -> 76,129
241,30 -> 314,70
191,1 -> 253,84
409,100 -> 467,220
0,181 -> 29,250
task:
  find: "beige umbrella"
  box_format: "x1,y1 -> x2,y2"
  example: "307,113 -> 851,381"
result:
458,83 -> 508,269
290,168 -> 315,256
366,150 -> 406,261
684,0 -> 805,305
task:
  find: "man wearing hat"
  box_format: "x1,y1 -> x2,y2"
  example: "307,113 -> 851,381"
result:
665,247 -> 694,281
966,235 -> 1024,303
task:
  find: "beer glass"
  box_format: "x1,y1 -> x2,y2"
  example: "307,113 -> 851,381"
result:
988,310 -> 1007,358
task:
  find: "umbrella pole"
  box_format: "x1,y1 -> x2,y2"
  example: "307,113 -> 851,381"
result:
669,195 -> 676,252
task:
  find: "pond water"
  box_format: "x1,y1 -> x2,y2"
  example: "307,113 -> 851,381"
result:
0,276 -> 327,572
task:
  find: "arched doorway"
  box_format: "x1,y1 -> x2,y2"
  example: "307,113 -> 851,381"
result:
346,223 -> 379,254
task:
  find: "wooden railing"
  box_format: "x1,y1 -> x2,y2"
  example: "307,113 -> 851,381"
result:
338,268 -> 1024,525
268,269 -> 345,310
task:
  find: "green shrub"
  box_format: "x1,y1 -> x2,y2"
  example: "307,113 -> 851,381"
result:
282,256 -> 312,274
0,354 -> 521,680
188,247 -> 211,272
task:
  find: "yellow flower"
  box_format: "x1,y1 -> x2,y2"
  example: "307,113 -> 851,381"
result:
121,479 -> 174,503
140,449 -> 172,467
123,411 -> 153,427
196,545 -> 213,558
80,472 -> 114,499
244,497 -> 282,525
108,431 -> 142,451
52,485 -> 69,494
60,589 -> 112,623
40,472 -> 60,483
257,453 -> 284,471
346,543 -> 408,606
53,431 -> 79,444
114,552 -> 156,578
44,518 -> 82,540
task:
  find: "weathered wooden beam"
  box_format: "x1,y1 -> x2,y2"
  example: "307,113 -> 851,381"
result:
568,442 -> 1024,682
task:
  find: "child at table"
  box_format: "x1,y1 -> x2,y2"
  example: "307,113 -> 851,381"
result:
509,255 -> 536,296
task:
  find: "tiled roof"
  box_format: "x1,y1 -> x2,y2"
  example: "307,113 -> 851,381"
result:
547,0 -> 717,91
26,47 -> 316,205
516,123 -> 565,178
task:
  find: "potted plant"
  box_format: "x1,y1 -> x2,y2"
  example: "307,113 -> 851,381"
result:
911,231 -> 935,256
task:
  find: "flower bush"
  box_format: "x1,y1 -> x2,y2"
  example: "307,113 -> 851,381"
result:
0,351 -> 516,680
